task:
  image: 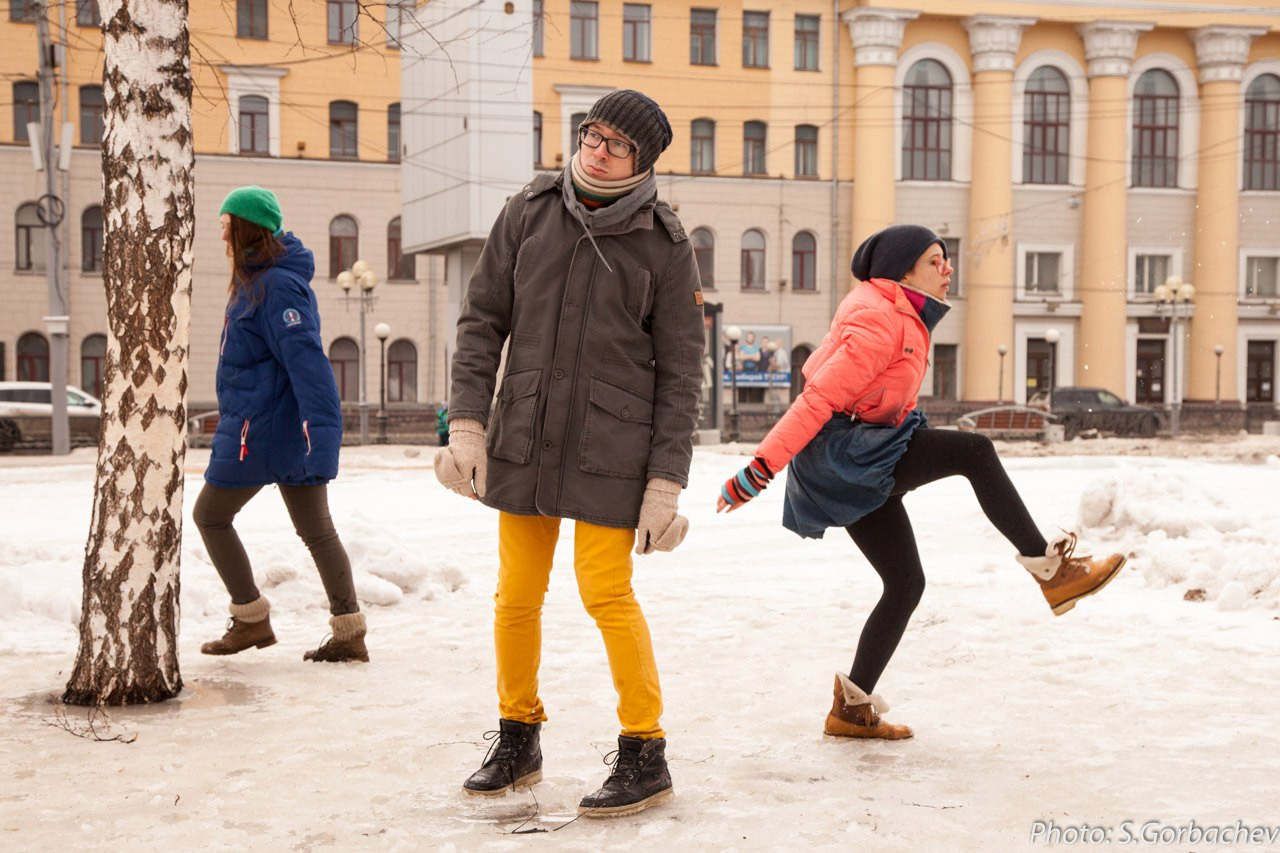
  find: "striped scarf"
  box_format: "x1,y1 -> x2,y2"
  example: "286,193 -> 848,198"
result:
569,152 -> 650,208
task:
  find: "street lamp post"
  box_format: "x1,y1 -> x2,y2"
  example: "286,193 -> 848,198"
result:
1153,275 -> 1195,438
338,260 -> 380,445
997,344 -> 1008,405
725,325 -> 741,443
1044,329 -> 1060,411
1213,344 -> 1224,406
375,322 -> 391,444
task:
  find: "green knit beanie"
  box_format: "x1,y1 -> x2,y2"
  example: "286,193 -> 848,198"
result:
219,186 -> 283,233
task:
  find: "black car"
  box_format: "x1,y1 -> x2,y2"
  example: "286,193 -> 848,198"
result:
1028,386 -> 1161,439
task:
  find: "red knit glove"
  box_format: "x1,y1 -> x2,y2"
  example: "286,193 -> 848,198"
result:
718,457 -> 774,511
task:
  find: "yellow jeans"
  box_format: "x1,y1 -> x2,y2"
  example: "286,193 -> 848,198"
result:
494,512 -> 665,739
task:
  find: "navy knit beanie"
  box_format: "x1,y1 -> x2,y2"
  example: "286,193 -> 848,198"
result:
850,225 -> 946,282
583,89 -> 673,174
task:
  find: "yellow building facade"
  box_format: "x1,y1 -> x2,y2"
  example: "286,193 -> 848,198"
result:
508,0 -> 1280,428
1,2 -> 445,427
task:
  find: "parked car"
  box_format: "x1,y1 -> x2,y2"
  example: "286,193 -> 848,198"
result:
0,381 -> 103,451
1028,386 -> 1160,439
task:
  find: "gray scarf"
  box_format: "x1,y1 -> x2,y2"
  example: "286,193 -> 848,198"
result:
559,162 -> 658,273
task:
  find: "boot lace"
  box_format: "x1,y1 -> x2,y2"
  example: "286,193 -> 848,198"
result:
1053,532 -> 1097,571
480,727 -> 528,779
600,745 -> 645,787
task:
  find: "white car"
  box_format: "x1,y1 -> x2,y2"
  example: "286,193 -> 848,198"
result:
0,381 -> 103,418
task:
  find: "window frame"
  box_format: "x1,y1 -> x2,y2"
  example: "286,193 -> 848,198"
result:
743,120 -> 766,176
328,337 -> 359,402
329,100 -> 359,159
327,0 -> 358,45
1244,73 -> 1280,192
691,227 -> 715,291
81,333 -> 107,399
622,4 -> 651,63
794,14 -> 819,72
81,205 -> 104,273
79,85 -> 105,145
238,94 -> 269,155
76,0 -> 101,27
17,332 -> 49,382
794,124 -> 817,177
1132,69 -> 1180,189
329,214 -> 359,279
387,339 -> 418,403
13,81 -> 39,143
740,229 -> 766,291
742,10 -> 769,69
570,1 -> 599,60
690,8 -> 717,66
387,102 -> 401,162
1245,340 -> 1275,403
791,231 -> 817,291
237,0 -> 267,39
386,216 -> 414,281
691,118 -> 715,173
532,0 -> 544,57
1016,242 -> 1075,301
902,59 -> 953,182
1240,250 -> 1280,300
15,202 -> 44,273
1022,65 -> 1070,185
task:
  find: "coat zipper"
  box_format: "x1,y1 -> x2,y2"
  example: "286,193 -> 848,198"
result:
239,419 -> 250,461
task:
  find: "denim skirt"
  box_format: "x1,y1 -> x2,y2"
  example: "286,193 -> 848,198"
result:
782,410 -> 926,539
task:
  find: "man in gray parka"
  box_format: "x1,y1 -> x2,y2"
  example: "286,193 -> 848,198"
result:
435,90 -> 704,817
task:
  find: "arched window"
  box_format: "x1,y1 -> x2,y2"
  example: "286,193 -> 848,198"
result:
790,344 -> 813,399
1133,69 -> 1179,188
82,206 -> 104,272
1245,73 -> 1280,191
387,339 -> 418,403
81,334 -> 107,399
15,203 -> 44,272
691,118 -> 715,172
903,59 -> 953,181
1023,66 -> 1069,185
387,102 -> 400,162
80,85 -> 105,145
329,215 -> 358,279
387,216 -> 413,280
329,100 -> 358,158
239,94 -> 268,154
17,332 -> 49,382
328,338 -> 359,402
743,121 -> 766,175
690,227 -> 715,290
794,124 -> 817,177
12,81 -> 38,142
791,231 -> 816,291
740,229 -> 766,290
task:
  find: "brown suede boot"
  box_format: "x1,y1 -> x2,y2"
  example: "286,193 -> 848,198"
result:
201,597 -> 276,655
1017,533 -> 1126,616
303,612 -> 369,663
823,673 -> 913,740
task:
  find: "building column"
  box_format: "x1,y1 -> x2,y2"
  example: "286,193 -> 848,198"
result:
1188,26 -> 1265,404
843,8 -> 918,282
962,15 -> 1034,402
1076,22 -> 1153,394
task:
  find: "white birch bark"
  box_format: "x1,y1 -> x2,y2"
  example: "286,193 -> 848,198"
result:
64,0 -> 194,706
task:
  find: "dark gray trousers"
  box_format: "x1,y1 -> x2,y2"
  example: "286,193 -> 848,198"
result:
193,482 -> 358,616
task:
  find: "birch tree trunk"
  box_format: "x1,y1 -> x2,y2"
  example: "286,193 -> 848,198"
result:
64,0 -> 194,706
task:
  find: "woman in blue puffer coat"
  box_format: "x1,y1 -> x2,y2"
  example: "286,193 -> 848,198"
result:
194,186 -> 367,663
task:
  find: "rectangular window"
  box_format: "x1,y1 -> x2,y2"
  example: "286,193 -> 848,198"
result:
1245,93 -> 1279,191
932,344 -> 958,400
1134,253 -> 1170,296
16,222 -> 43,272
239,96 -> 269,154
743,121 -> 766,175
76,0 -> 101,26
532,0 -> 544,57
9,0 -> 38,23
794,14 -> 819,71
1245,256 -> 1278,298
386,0 -> 410,47
330,102 -> 358,158
623,4 -> 651,62
80,90 -> 105,145
533,111 -> 542,166
1133,91 -> 1178,188
1025,252 -> 1062,295
1024,88 -> 1070,184
690,9 -> 716,66
794,125 -> 817,177
387,102 -> 401,162
691,119 -> 714,172
82,220 -> 103,273
570,1 -> 598,60
1246,341 -> 1275,403
742,11 -> 769,68
237,0 -> 267,39
13,82 -> 38,142
327,0 -> 357,45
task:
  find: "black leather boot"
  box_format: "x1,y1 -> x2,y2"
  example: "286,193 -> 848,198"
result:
578,735 -> 674,817
462,719 -> 543,796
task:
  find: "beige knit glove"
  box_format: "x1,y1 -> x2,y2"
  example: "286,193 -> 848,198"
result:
433,418 -> 487,499
635,478 -> 688,555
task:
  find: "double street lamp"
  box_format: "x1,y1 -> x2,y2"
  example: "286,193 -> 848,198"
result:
1153,275 -> 1196,438
338,260 -> 380,445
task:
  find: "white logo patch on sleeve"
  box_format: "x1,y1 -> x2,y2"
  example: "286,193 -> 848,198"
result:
282,308 -> 302,327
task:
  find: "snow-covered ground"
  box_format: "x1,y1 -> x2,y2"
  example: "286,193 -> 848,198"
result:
2,437 -> 1279,851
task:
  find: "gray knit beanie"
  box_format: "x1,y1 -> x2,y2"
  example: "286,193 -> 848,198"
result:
582,89 -> 672,174
850,225 -> 946,282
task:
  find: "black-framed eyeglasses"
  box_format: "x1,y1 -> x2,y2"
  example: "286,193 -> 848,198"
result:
578,126 -> 636,158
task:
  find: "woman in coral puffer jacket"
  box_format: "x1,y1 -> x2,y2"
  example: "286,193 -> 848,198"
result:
716,224 -> 1125,740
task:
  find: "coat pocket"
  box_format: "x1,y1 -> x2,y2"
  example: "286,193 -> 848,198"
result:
579,377 -> 653,480
487,367 -> 541,464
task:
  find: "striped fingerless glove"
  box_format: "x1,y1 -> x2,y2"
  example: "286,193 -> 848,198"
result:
721,457 -> 775,508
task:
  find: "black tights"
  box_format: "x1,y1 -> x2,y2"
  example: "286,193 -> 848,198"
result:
844,429 -> 1047,693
